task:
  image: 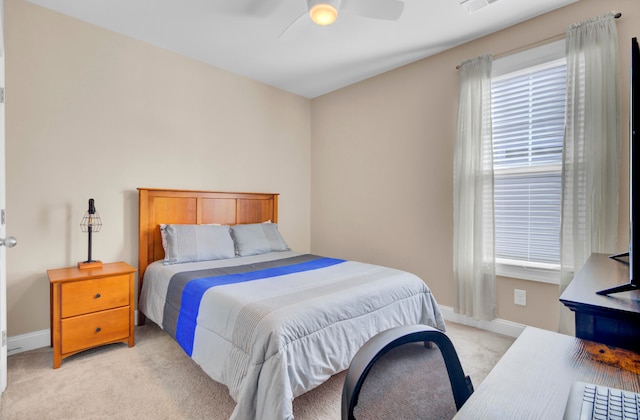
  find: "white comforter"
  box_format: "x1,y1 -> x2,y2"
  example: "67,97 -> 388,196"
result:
139,251 -> 445,420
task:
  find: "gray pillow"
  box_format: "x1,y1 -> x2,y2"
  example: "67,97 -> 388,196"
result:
160,224 -> 235,264
230,223 -> 289,257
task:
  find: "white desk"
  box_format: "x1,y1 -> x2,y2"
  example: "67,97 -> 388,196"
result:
454,327 -> 640,419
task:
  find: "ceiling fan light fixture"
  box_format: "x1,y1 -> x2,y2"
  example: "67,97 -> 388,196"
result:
309,3 -> 338,26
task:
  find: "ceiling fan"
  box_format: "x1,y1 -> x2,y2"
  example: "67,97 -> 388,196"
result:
279,0 -> 405,40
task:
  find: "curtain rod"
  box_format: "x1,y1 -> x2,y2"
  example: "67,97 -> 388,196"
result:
455,11 -> 621,70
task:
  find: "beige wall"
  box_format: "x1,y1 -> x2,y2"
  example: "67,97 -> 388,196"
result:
311,0 -> 639,331
5,0 -> 311,336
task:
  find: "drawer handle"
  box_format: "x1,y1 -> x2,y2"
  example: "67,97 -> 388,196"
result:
95,293 -> 101,299
95,327 -> 101,333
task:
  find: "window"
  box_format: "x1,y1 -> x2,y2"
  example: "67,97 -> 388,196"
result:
491,41 -> 566,283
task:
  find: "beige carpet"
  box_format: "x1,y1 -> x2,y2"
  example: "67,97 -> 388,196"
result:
0,321 -> 514,420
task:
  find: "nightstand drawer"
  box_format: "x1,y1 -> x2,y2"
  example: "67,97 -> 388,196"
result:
61,306 -> 130,354
61,275 -> 129,317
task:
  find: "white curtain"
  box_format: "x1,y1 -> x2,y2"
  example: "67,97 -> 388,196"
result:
560,13 -> 620,333
453,54 -> 496,321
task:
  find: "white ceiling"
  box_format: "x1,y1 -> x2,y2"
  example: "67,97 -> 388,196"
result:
26,0 -> 578,98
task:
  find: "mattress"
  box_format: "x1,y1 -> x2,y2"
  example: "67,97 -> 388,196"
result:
139,250 -> 445,420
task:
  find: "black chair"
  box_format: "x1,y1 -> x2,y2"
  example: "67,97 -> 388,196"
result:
342,324 -> 474,420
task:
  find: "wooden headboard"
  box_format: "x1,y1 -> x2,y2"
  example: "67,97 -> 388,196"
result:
137,188 -> 279,294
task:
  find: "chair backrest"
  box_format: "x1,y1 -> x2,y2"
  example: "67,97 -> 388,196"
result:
341,324 -> 474,420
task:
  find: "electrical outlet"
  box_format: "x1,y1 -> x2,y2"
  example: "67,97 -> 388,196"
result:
514,289 -> 527,306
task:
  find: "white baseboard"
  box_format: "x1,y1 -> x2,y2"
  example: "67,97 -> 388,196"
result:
439,305 -> 526,338
7,308 -> 523,356
7,329 -> 50,356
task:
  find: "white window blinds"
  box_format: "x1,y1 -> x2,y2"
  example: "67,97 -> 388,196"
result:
491,58 -> 566,279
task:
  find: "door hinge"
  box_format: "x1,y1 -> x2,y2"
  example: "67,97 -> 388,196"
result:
0,88 -> 4,104
1,331 -> 6,347
1,209 -> 5,225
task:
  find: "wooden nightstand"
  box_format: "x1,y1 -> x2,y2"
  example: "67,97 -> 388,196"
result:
47,262 -> 136,369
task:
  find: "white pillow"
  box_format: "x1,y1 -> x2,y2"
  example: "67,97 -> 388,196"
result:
160,224 -> 235,264
230,223 -> 289,257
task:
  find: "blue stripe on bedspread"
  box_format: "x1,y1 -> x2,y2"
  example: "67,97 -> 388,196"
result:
175,256 -> 345,356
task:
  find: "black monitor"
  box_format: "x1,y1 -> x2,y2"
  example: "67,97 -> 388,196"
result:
599,37 -> 640,295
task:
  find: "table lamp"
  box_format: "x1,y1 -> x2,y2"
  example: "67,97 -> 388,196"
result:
78,198 -> 102,269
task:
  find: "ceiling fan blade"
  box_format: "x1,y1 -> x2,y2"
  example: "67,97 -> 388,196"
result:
278,10 -> 312,41
208,0 -> 283,17
342,0 -> 404,20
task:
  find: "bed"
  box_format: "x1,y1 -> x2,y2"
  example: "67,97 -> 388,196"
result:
137,188 -> 445,420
